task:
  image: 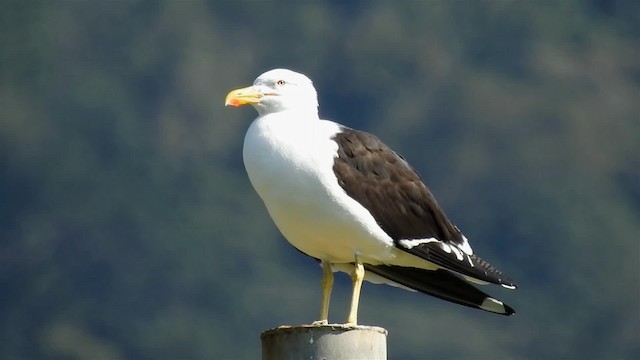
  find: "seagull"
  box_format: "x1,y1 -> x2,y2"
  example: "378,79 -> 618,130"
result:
225,68 -> 516,325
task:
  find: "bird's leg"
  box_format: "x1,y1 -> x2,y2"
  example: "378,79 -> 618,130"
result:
346,254 -> 365,325
313,260 -> 333,325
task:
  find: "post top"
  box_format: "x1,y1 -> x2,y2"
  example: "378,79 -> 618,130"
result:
261,324 -> 388,340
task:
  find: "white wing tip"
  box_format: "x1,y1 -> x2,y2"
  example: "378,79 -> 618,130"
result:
480,297 -> 507,314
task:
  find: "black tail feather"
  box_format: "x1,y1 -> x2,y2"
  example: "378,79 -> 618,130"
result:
365,264 -> 515,316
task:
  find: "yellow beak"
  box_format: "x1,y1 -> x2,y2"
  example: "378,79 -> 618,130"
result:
225,86 -> 263,107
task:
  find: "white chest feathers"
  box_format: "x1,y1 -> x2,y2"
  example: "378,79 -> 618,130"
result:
243,113 -> 341,198
241,112 -> 396,262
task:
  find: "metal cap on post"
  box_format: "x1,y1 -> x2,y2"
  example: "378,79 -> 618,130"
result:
261,324 -> 388,360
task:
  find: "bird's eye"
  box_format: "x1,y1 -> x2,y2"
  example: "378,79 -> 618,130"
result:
276,80 -> 286,86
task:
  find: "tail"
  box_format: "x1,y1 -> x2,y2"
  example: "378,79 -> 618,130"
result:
365,264 -> 515,316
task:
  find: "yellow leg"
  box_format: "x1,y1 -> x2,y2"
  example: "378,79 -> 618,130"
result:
346,254 -> 365,325
314,260 -> 333,325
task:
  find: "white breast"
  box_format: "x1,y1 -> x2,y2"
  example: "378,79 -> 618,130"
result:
242,113 -> 395,263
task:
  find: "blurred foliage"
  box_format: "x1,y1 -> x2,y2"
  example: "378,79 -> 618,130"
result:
1,1 -> 639,359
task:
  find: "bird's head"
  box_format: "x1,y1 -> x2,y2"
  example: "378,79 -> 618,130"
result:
225,69 -> 319,117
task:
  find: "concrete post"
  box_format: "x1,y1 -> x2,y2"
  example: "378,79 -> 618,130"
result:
261,324 -> 387,360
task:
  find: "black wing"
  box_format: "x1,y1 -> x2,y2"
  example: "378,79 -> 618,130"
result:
332,127 -> 516,288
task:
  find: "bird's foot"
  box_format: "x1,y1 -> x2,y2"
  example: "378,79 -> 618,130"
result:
311,320 -> 328,326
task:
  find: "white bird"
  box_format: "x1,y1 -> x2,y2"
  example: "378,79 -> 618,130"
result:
225,69 -> 516,325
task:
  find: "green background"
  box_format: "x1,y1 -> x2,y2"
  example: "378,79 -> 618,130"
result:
1,1 -> 638,359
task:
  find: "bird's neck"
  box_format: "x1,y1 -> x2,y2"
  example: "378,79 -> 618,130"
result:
261,108 -> 319,120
